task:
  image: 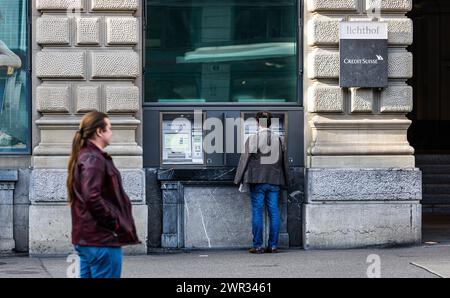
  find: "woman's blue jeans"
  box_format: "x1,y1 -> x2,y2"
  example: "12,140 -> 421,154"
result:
250,183 -> 280,249
74,245 -> 122,278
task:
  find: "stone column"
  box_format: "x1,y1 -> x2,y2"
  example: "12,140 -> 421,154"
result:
0,171 -> 18,253
160,182 -> 184,249
29,0 -> 147,255
303,0 -> 422,248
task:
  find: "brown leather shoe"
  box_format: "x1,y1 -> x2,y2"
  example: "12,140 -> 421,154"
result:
248,247 -> 264,254
264,247 -> 279,253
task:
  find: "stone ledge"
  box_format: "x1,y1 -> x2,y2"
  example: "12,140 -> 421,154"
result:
309,155 -> 416,168
29,204 -> 147,255
309,115 -> 415,158
307,168 -> 422,202
303,202 -> 421,249
30,169 -> 146,203
0,170 -> 18,182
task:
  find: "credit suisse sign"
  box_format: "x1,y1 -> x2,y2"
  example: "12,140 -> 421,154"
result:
339,22 -> 388,88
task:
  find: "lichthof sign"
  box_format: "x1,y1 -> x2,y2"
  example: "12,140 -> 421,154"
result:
339,21 -> 388,88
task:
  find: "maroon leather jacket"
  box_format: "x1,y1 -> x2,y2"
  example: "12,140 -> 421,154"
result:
71,140 -> 140,247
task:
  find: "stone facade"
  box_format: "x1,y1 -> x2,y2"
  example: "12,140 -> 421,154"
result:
29,0 -> 146,255
0,0 -> 422,254
304,0 -> 421,248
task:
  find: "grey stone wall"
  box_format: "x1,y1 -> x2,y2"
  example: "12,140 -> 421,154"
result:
13,169 -> 31,252
28,169 -> 147,255
31,0 -> 143,169
304,168 -> 422,249
303,0 -> 422,248
29,0 -> 147,255
305,0 -> 415,168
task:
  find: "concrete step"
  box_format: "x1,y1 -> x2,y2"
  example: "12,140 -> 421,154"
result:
417,165 -> 450,174
422,205 -> 450,214
423,184 -> 450,194
423,174 -> 450,184
416,154 -> 450,165
422,194 -> 450,205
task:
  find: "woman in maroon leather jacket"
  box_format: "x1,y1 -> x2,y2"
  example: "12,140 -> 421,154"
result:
67,111 -> 140,278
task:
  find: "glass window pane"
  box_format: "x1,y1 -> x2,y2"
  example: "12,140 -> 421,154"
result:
145,0 -> 298,103
0,0 -> 29,153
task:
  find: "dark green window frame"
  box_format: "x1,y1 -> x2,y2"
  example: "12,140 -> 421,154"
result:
0,0 -> 31,155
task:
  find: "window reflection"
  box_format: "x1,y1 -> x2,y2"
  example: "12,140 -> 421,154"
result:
145,0 -> 297,103
0,0 -> 29,152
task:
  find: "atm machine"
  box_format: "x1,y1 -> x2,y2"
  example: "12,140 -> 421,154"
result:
143,108 -> 303,249
161,113 -> 204,165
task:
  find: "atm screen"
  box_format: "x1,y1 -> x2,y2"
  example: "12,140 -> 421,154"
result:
162,113 -> 204,165
243,113 -> 286,144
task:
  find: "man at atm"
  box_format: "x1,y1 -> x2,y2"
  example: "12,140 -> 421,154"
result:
234,111 -> 290,254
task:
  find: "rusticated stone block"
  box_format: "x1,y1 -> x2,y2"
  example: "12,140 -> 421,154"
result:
91,51 -> 139,79
106,17 -> 138,45
76,86 -> 100,113
307,50 -> 340,79
36,17 -> 70,45
76,17 -> 101,45
36,51 -> 86,79
350,88 -> 374,113
307,16 -> 341,46
388,51 -> 413,79
36,85 -> 70,113
380,85 -> 413,113
91,0 -> 139,11
382,17 -> 413,46
105,85 -> 140,113
308,83 -> 344,113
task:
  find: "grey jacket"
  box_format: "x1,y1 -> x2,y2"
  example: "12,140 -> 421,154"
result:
234,128 -> 290,187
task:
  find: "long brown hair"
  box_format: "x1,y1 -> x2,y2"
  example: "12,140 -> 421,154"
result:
67,111 -> 109,205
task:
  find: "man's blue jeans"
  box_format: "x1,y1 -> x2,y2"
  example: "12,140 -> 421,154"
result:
74,245 -> 122,278
250,183 -> 280,249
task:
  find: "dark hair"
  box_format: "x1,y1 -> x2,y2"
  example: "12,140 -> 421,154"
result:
256,111 -> 272,128
67,111 -> 109,205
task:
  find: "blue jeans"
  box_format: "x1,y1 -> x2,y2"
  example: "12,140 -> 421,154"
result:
250,183 -> 280,249
74,245 -> 122,278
